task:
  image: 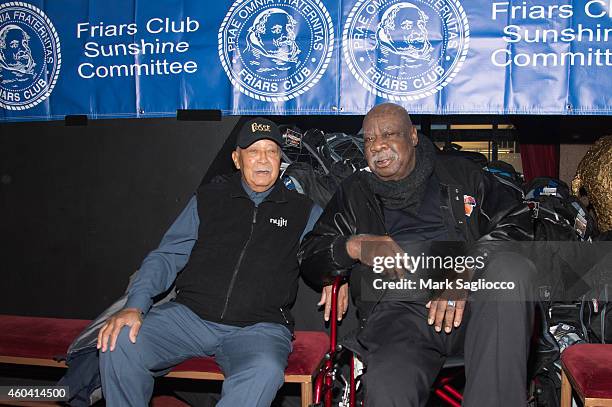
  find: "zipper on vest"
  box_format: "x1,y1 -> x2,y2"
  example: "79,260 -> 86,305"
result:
220,206 -> 258,320
280,308 -> 290,325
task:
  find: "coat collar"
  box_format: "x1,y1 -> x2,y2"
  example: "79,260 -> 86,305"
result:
229,171 -> 288,203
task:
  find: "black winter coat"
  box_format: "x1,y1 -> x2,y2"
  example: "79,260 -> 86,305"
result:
298,154 -> 534,317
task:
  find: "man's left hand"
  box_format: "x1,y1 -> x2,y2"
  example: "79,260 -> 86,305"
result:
426,297 -> 466,333
318,283 -> 349,321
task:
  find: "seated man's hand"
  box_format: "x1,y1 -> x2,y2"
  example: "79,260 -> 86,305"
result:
318,283 -> 349,321
426,293 -> 467,334
97,308 -> 143,352
346,234 -> 406,279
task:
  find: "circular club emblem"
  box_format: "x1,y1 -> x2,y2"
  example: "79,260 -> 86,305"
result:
0,2 -> 61,110
343,0 -> 469,101
219,0 -> 333,102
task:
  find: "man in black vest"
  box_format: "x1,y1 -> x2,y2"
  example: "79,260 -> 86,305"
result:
299,103 -> 535,406
97,118 -> 324,406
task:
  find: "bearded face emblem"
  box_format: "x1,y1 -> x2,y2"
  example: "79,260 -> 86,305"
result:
245,8 -> 301,70
375,3 -> 433,65
0,25 -> 36,84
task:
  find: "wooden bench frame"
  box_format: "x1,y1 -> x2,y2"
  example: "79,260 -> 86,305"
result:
561,366 -> 612,407
0,355 -> 315,407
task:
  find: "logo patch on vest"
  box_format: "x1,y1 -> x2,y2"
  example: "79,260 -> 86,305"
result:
464,195 -> 476,217
270,217 -> 288,227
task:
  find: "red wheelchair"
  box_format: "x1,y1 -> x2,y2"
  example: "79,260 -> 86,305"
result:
311,276 -> 465,407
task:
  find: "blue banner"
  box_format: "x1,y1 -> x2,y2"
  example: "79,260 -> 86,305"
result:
0,0 -> 610,121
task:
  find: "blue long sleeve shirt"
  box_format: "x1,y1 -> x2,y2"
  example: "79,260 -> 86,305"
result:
125,180 -> 323,315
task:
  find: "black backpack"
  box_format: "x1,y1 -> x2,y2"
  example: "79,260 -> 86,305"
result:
524,177 -> 596,242
525,178 -> 606,406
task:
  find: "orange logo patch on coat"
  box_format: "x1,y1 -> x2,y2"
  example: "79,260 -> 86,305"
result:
464,195 -> 476,217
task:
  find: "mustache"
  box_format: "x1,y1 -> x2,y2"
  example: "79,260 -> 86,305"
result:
406,31 -> 426,42
273,36 -> 294,47
370,149 -> 399,163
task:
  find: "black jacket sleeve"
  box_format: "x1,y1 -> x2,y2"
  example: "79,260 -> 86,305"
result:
466,171 -> 534,275
298,184 -> 357,288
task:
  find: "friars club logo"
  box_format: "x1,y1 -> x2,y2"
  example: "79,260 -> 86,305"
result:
219,0 -> 334,102
343,0 -> 469,101
0,2 -> 61,110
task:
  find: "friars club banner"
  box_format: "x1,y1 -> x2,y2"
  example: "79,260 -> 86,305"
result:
0,0 -> 611,121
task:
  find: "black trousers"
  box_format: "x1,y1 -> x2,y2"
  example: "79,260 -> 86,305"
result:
356,252 -> 535,407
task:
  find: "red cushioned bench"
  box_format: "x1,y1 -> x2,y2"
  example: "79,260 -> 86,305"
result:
561,343 -> 612,407
0,315 -> 329,407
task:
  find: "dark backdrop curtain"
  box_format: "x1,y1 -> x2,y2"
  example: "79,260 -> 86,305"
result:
520,143 -> 560,183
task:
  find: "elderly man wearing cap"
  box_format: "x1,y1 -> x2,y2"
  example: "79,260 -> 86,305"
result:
97,118 -> 323,407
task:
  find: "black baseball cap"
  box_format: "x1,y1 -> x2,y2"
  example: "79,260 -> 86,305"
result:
236,118 -> 283,148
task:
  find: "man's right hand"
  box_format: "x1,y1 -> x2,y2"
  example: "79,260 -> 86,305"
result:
318,282 -> 349,322
346,234 -> 406,279
97,308 -> 143,352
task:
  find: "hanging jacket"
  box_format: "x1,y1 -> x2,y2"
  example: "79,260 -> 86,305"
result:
57,275 -> 177,406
